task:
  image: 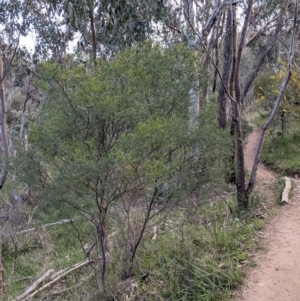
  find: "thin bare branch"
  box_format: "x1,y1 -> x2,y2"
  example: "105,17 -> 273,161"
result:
245,14 -> 281,46
189,0 -> 228,47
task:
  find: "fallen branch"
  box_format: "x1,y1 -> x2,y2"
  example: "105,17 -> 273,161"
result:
281,176 -> 292,205
42,282 -> 83,299
42,271 -> 94,299
47,259 -> 89,282
12,259 -> 92,301
16,218 -> 77,235
13,269 -> 55,301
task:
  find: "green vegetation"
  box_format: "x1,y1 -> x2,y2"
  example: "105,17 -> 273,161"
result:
3,221 -> 93,300
1,1 -> 299,300
3,197 -> 266,301
246,109 -> 300,210
136,203 -> 262,301
3,37 -> 291,300
251,66 -> 300,175
246,103 -> 295,175
5,42 -> 272,300
242,119 -> 253,140
262,126 -> 300,175
10,43 -> 241,299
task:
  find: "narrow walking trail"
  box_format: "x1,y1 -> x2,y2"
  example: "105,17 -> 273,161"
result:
237,125 -> 300,301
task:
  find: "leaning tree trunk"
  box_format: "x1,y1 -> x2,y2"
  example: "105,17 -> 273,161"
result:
226,0 -> 288,208
241,0 -> 290,104
246,0 -> 299,197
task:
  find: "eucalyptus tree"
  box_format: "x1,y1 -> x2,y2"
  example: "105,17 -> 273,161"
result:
1,0 -> 72,62
216,0 -> 297,207
180,0 -> 298,208
48,0 -> 173,59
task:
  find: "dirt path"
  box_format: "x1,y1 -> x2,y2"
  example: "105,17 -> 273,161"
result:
237,125 -> 300,301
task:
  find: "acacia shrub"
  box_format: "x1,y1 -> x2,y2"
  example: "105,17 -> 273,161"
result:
15,43 -> 231,289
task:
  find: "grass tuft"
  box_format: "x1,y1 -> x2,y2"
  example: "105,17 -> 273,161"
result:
3,190 -> 275,300
262,128 -> 300,175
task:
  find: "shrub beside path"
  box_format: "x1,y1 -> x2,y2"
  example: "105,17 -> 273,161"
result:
237,125 -> 300,300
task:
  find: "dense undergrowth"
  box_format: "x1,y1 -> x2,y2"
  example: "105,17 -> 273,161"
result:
262,126 -> 300,175
2,192 -> 271,301
2,45 -> 285,301
2,108 -> 279,300
251,108 -> 300,175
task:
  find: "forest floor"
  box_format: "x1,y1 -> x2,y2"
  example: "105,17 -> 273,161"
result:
236,125 -> 300,300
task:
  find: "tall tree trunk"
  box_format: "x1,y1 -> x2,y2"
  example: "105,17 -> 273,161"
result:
182,0 -> 199,125
244,6 -> 256,46
218,8 -> 232,129
0,41 -> 11,189
229,0 -> 289,207
235,0 -> 253,104
229,1 -> 247,207
0,38 -> 11,301
233,0 -> 253,208
89,0 -> 97,66
212,12 -> 225,93
218,8 -> 236,184
97,221 -> 106,288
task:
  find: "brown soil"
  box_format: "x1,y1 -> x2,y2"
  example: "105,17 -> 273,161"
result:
236,125 -> 300,301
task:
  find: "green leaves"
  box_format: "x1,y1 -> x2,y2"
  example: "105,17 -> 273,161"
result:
24,42 -> 229,221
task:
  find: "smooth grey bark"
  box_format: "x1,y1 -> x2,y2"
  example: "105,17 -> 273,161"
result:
218,8 -> 232,129
0,40 -> 12,189
0,37 -> 10,301
212,12 -> 225,93
185,1 -> 228,122
182,0 -> 199,125
17,218 -> 77,235
204,13 -> 224,98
